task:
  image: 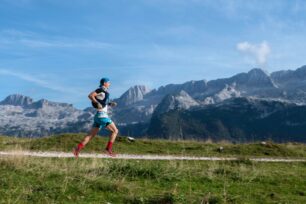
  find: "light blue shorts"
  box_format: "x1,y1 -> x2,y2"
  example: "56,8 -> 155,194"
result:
93,113 -> 113,129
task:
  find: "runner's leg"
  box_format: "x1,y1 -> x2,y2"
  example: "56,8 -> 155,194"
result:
105,122 -> 118,155
105,122 -> 118,143
73,127 -> 100,157
80,127 -> 100,146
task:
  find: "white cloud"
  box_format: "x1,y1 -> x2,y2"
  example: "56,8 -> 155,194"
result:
237,41 -> 271,66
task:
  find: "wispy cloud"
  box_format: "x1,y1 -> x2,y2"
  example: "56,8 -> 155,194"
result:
0,29 -> 112,49
0,29 -> 35,38
237,41 -> 271,66
19,39 -> 112,49
0,69 -> 80,94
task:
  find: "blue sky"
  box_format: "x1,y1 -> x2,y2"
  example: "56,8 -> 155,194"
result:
1,0 -> 306,109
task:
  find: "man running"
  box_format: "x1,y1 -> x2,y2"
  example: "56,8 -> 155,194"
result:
73,77 -> 118,157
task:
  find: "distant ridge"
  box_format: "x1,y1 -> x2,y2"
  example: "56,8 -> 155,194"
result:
1,65 -> 306,142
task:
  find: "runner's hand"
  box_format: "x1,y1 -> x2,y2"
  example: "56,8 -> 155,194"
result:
97,103 -> 103,109
108,102 -> 117,107
92,101 -> 103,109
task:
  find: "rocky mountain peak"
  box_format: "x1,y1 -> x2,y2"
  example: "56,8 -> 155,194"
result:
153,90 -> 199,115
117,85 -> 151,106
247,68 -> 270,81
244,68 -> 275,87
203,84 -> 241,104
0,94 -> 33,106
247,68 -> 268,76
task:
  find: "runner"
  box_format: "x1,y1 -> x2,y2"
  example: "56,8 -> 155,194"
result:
73,77 -> 118,157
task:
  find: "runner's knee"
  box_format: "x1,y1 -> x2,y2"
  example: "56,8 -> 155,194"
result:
113,127 -> 119,135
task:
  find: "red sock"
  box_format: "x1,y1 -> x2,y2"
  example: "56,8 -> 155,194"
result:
106,141 -> 113,151
77,143 -> 84,151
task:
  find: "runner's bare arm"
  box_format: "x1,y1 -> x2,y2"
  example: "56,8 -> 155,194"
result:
88,91 -> 102,109
88,91 -> 98,103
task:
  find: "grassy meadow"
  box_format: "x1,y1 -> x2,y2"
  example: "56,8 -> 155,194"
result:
0,134 -> 306,203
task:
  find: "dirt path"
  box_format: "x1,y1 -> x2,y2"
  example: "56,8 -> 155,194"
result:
0,151 -> 305,162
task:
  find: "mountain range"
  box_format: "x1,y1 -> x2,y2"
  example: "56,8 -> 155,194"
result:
112,66 -> 306,125
0,94 -> 93,137
1,65 -> 306,142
